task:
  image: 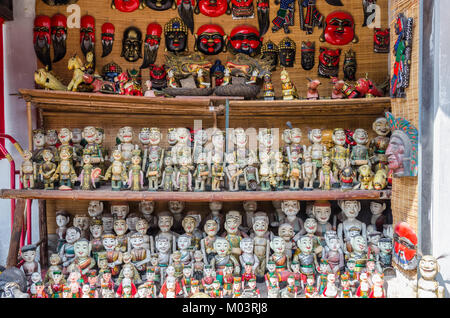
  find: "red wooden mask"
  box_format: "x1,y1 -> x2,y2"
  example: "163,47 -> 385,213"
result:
51,13 -> 67,63
80,15 -> 95,57
393,222 -> 418,270
318,47 -> 341,78
34,15 -> 52,70
231,0 -> 254,19
229,25 -> 262,57
101,23 -> 115,58
195,0 -> 230,18
140,23 -> 162,69
320,11 -> 358,46
374,28 -> 390,53
112,0 -> 142,12
195,24 -> 227,55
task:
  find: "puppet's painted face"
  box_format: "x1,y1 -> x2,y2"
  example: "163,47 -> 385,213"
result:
281,200 -> 300,217
240,239 -> 254,254
177,236 -> 191,250
342,200 -> 360,218
113,219 -> 128,236
88,201 -> 103,218
196,25 -> 227,55
121,27 -> 143,62
214,238 -> 231,256
229,25 -> 261,56
111,204 -> 129,219
314,206 -> 331,224
353,129 -> 369,145
322,11 -> 358,46
80,15 -> 95,56
204,220 -> 219,236
165,18 -> 188,53
304,218 -> 317,234
373,118 -> 390,137
90,225 -> 103,239
83,126 -> 97,143
169,201 -> 185,214
332,129 -> 346,146
278,224 -> 294,241
158,215 -> 173,232
140,201 -> 155,215
298,236 -> 313,253
351,235 -> 367,253
270,237 -> 286,254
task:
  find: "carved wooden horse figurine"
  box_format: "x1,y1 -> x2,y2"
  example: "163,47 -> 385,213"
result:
67,54 -> 85,92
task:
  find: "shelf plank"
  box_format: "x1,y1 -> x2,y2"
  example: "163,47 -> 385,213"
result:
0,188 -> 391,202
17,89 -> 391,117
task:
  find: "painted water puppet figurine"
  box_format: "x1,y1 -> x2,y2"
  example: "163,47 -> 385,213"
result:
113,219 -> 129,253
280,68 -> 299,100
269,236 -> 289,277
211,153 -> 224,192
224,152 -> 241,192
337,200 -> 366,252
312,200 -> 332,238
279,37 -> 296,68
239,238 -> 260,276
385,112 -> 419,177
350,128 -> 370,170
272,0 -> 295,34
164,17 -> 189,54
308,128 -> 325,169
319,152 -> 334,190
369,117 -> 390,170
300,217 -> 323,258
160,156 -> 177,191
45,129 -> 58,160
343,49 -> 357,81
251,212 -> 271,278
59,227 -> 81,270
374,28 -> 390,53
155,211 -> 178,253
79,153 -> 99,190
331,77 -> 345,99
201,220 -> 219,265
299,41 -> 315,71
211,238 -> 240,277
262,73 -> 275,101
103,150 -> 127,191
194,24 -> 227,56
111,202 -> 130,220
294,236 -> 318,287
67,238 -> 96,276
320,11 -> 358,46
127,150 -> 144,191
243,154 -> 259,191
193,152 -> 209,191
278,223 -> 295,261
417,255 -> 445,298
89,219 -> 105,261
322,234 -> 344,275
82,126 -> 103,166
281,200 -> 304,235
146,149 -> 162,191
176,153 -> 193,192
318,47 -> 341,78
51,148 -> 77,190
331,128 -> 350,181
20,245 -> 41,286
20,151 -> 35,189
73,214 -> 90,240
223,210 -> 248,260
321,273 -> 338,298
129,233 -> 151,275
302,149 -> 316,190
306,78 -> 321,100
34,15 -> 52,71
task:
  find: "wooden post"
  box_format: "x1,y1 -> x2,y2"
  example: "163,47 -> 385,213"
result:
26,101 -> 32,150
38,199 -> 48,269
6,199 -> 25,268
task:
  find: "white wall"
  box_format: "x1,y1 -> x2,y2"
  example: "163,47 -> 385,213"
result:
0,0 -> 37,265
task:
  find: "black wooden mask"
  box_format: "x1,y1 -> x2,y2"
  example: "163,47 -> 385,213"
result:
279,37 -> 296,68
121,26 -> 143,62
301,41 -> 315,71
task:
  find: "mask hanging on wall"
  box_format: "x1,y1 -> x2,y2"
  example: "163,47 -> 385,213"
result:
195,0 -> 230,17
140,23 -> 162,69
112,0 -> 143,12
149,65 -> 167,90
43,0 -> 78,5
121,26 -> 143,62
343,49 -> 357,81
164,18 -> 189,53
101,23 -> 115,58
257,0 -> 270,36
194,24 -> 227,56
261,40 -> 279,70
34,15 -> 52,71
144,0 -> 175,10
278,37 -> 296,68
301,41 -> 315,71
51,13 -> 67,63
374,28 -> 390,53
177,0 -> 195,34
80,15 -> 95,57
318,47 -> 341,78
228,25 -> 262,57
231,0 -> 254,19
320,11 -> 358,46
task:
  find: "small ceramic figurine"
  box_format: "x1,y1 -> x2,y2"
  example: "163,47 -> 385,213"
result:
280,68 -> 299,100
59,227 -> 81,269
210,238 -> 240,277
337,200 -> 366,254
127,150 -> 144,191
168,200 -> 185,232
312,200 -> 333,238
321,273 -> 338,298
201,220 -> 219,265
20,244 -> 41,285
51,148 -> 77,190
211,153 -> 224,192
278,223 -> 295,261
369,117 -> 390,170
266,268 -> 281,298
113,219 -> 129,253
243,154 -> 259,191
67,238 -> 96,276
55,210 -> 70,252
129,233 -> 152,275
181,215 -> 201,250
202,265 -> 216,294
377,238 -> 393,272
259,152 -> 272,191
193,152 -> 209,191
300,217 -> 323,258
281,200 -> 305,235
89,219 -> 105,260
355,272 -> 370,298
308,129 -> 325,170
281,275 -> 298,298
302,149 -> 316,190
417,255 -> 445,298
319,151 -> 335,190
306,78 -> 321,100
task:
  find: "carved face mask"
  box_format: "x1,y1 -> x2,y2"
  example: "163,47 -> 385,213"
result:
177,0 -> 195,34
320,11 -> 358,46
164,18 -> 188,53
101,23 -> 115,58
231,0 -> 254,19
261,40 -> 279,70
257,0 -> 270,36
318,47 -> 341,78
149,65 -> 167,90
34,15 -> 52,70
121,26 -> 143,62
374,28 -> 390,53
301,41 -> 315,71
195,24 -> 227,55
279,37 -> 296,68
195,0 -> 230,17
50,13 -> 67,63
343,49 -> 357,81
80,15 -> 95,57
140,23 -> 162,69
145,0 -> 174,11
112,0 -> 141,12
393,222 -> 417,270
43,0 -> 78,4
229,25 -> 261,56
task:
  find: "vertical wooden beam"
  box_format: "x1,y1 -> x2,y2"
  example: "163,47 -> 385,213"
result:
6,199 -> 25,268
26,101 -> 32,151
38,199 -> 48,269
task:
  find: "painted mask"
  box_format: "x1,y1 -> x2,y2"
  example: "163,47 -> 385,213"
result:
301,41 -> 315,71
279,37 -> 296,68
229,25 -> 261,57
257,0 -> 270,36
195,0 -> 230,17
149,65 -> 167,90
177,0 -> 195,34
261,40 -> 278,70
231,0 -> 254,19
34,15 -> 52,70
343,48 -> 357,81
164,17 -> 189,53
393,222 -> 417,270
144,0 -> 174,10
43,0 -> 78,4
374,28 -> 390,53
50,13 -> 67,63
101,23 -> 115,58
318,47 -> 341,78
121,26 -> 143,62
195,24 -> 227,55
80,15 -> 95,57
140,23 -> 162,69
320,11 -> 358,46
112,0 -> 142,12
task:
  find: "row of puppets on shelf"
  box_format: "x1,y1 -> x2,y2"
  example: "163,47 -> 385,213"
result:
20,112 -> 418,192
33,4 -> 413,99
13,198 -> 444,298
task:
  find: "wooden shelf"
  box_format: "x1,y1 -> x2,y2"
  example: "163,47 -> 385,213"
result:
0,188 -> 391,202
17,89 -> 391,117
